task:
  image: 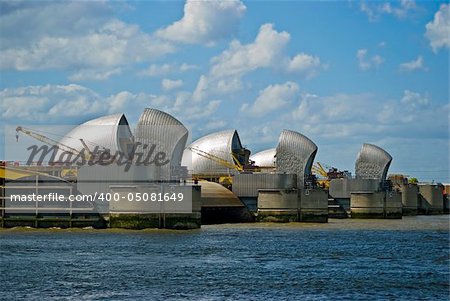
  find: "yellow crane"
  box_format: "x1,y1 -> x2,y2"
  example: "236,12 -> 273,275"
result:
188,147 -> 244,172
312,162 -> 330,189
312,162 -> 349,189
16,126 -> 92,160
187,146 -> 244,186
312,162 -> 328,178
231,153 -> 244,172
16,126 -> 93,180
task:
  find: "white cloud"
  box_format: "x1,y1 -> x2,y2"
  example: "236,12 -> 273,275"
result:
288,90 -> 447,141
242,82 -> 299,117
0,84 -> 104,122
292,93 -> 378,131
193,23 -> 322,101
0,1 -> 112,48
180,63 -> 198,72
192,75 -> 210,102
399,56 -> 426,72
192,75 -> 243,102
138,64 -> 174,77
106,91 -> 171,121
161,79 -> 183,91
0,19 -> 174,72
155,0 -> 246,45
0,3 -> 174,78
356,49 -> 384,70
286,53 -> 322,78
380,0 -> 417,18
138,63 -> 198,77
210,24 -> 290,77
425,4 -> 450,52
400,90 -> 430,110
203,119 -> 227,131
69,68 -> 122,81
0,84 -> 223,131
0,84 -> 168,124
360,0 -> 418,21
168,91 -> 222,121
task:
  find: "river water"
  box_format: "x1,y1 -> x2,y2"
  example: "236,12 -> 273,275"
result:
1,216 -> 449,300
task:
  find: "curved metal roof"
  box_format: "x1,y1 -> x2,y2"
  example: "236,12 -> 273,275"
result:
276,129 -> 317,188
135,108 -> 189,178
355,143 -> 392,180
250,148 -> 276,168
182,129 -> 243,175
58,113 -> 132,157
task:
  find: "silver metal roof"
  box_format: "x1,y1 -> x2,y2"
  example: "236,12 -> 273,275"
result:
135,108 -> 189,179
355,143 -> 392,180
276,129 -> 318,188
58,113 -> 132,157
250,148 -> 276,168
182,129 -> 243,175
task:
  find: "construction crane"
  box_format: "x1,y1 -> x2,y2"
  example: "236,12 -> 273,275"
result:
312,162 -> 328,178
188,146 -> 243,172
187,146 -> 245,187
16,126 -> 94,180
231,153 -> 244,172
16,126 -> 92,160
312,162 -> 350,189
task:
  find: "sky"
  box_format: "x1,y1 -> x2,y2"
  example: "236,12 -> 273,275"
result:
0,0 -> 449,182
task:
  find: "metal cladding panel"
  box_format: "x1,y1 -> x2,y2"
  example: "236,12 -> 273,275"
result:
232,173 -> 297,197
250,148 -> 276,168
135,108 -> 189,179
58,113 -> 132,156
276,130 -> 318,188
182,129 -> 242,175
355,143 -> 392,180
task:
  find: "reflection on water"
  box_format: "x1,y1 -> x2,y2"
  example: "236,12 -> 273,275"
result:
1,216 -> 449,300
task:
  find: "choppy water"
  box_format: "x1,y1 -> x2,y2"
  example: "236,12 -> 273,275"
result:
1,216 -> 449,300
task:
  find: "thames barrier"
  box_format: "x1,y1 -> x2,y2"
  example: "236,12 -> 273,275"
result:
1,108 -> 448,229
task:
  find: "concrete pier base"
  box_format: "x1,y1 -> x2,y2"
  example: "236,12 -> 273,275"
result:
418,185 -> 443,214
299,189 -> 328,223
350,191 -> 402,219
385,191 -> 403,219
107,184 -> 202,229
257,189 -> 298,222
401,184 -> 418,216
351,192 -> 385,218
256,188 -> 328,223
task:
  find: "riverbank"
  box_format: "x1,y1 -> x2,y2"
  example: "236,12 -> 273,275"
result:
1,215 -> 448,234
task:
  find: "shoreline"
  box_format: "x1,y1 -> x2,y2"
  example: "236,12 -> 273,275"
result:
1,215 -> 448,233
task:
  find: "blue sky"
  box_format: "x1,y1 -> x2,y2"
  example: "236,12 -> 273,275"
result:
0,0 -> 449,182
